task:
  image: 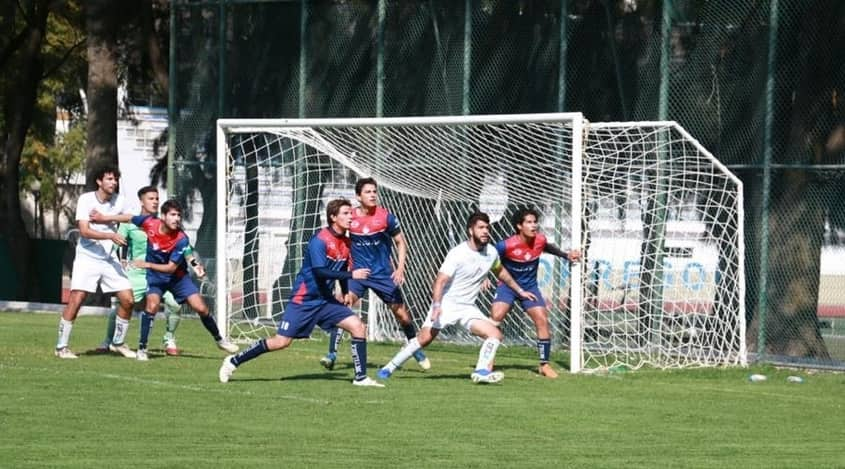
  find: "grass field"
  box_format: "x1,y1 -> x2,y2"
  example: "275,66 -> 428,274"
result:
1,312 -> 843,468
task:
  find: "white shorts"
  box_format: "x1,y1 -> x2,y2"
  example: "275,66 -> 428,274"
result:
422,302 -> 491,332
70,255 -> 131,293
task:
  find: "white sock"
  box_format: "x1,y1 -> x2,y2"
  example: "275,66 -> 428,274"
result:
385,337 -> 421,372
112,317 -> 131,345
475,337 -> 501,371
56,319 -> 73,349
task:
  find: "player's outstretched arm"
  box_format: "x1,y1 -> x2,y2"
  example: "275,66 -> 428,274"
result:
545,242 -> 581,263
133,259 -> 179,274
77,220 -> 127,246
494,263 -> 537,302
89,209 -> 133,224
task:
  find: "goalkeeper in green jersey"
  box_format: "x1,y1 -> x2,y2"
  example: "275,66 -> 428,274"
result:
97,185 -> 204,356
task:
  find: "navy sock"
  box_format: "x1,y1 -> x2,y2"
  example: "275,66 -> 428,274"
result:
231,339 -> 268,367
538,338 -> 551,364
139,312 -> 155,350
328,327 -> 343,355
350,337 -> 367,381
200,314 -> 222,341
401,323 -> 417,341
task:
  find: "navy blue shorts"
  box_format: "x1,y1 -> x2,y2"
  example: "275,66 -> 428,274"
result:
348,276 -> 404,305
147,275 -> 199,304
492,284 -> 547,310
277,300 -> 355,339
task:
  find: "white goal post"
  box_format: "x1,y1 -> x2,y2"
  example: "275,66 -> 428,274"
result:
216,113 -> 746,373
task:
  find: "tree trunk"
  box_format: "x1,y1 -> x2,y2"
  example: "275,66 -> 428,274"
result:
85,0 -> 119,189
0,0 -> 52,299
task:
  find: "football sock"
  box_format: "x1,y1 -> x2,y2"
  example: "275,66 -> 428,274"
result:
112,317 -> 131,345
384,337 -> 421,372
199,313 -> 222,341
475,337 -> 501,371
231,339 -> 268,366
56,318 -> 73,349
328,327 -> 343,355
139,312 -> 155,350
538,338 -> 551,364
103,310 -> 117,345
401,323 -> 417,340
350,337 -> 367,380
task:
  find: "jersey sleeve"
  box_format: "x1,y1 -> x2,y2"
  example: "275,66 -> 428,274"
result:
438,248 -> 460,277
184,245 -> 194,257
74,193 -> 90,222
307,236 -> 328,269
387,212 -> 402,236
168,237 -> 190,265
495,239 -> 506,257
131,214 -> 151,227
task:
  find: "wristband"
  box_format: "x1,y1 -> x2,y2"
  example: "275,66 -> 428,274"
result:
190,259 -> 199,267
432,301 -> 441,307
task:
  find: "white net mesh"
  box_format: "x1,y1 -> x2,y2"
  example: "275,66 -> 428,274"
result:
219,115 -> 745,372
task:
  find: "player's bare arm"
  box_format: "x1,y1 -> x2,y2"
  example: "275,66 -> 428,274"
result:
78,220 -> 127,246
391,231 -> 408,286
133,259 -> 179,274
89,209 -> 133,224
429,271 -> 451,321
494,263 -> 537,302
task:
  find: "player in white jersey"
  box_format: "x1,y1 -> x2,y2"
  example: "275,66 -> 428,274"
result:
54,165 -> 136,359
377,212 -> 536,384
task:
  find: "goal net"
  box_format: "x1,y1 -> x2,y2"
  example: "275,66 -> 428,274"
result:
216,113 -> 746,373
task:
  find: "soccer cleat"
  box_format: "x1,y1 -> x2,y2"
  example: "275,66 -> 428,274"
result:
109,343 -> 137,359
218,355 -> 237,383
54,347 -> 78,359
352,376 -> 385,387
216,338 -> 239,354
136,349 -> 149,362
319,353 -> 337,370
471,369 -> 504,384
164,337 -> 180,356
538,363 -> 559,379
376,367 -> 393,380
413,349 -> 431,370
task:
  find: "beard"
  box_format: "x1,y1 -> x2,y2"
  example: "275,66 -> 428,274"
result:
471,234 -> 488,249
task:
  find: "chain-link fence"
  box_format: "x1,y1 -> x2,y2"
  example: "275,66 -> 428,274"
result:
170,0 -> 845,369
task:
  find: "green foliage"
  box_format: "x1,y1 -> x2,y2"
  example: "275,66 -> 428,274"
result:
21,122 -> 86,214
2,312 -> 844,468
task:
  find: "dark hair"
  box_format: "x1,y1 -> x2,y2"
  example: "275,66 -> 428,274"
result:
512,207 -> 540,230
160,199 -> 183,216
94,164 -> 121,182
355,177 -> 377,195
137,185 -> 158,199
326,198 -> 352,222
466,211 -> 490,230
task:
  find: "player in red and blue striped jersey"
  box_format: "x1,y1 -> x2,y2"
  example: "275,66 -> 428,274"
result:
491,208 -> 581,378
129,200 -> 239,361
320,178 -> 430,371
219,199 -> 384,387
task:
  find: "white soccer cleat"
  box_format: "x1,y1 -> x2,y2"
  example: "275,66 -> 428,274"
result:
54,347 -> 78,359
352,376 -> 385,387
109,343 -> 137,359
135,349 -> 149,361
471,369 -> 504,384
164,337 -> 180,356
413,349 -> 431,370
216,338 -> 239,354
219,355 -> 237,383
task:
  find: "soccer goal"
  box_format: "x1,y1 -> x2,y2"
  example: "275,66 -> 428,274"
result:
216,113 -> 746,373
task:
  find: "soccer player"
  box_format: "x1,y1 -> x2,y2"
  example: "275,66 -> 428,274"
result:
96,186 -> 203,356
55,165 -> 136,359
218,198 -> 384,387
377,212 -> 536,384
128,200 -> 238,361
320,177 -> 430,371
490,208 -> 581,378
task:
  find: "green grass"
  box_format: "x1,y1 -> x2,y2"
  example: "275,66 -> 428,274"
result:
1,312 -> 844,468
